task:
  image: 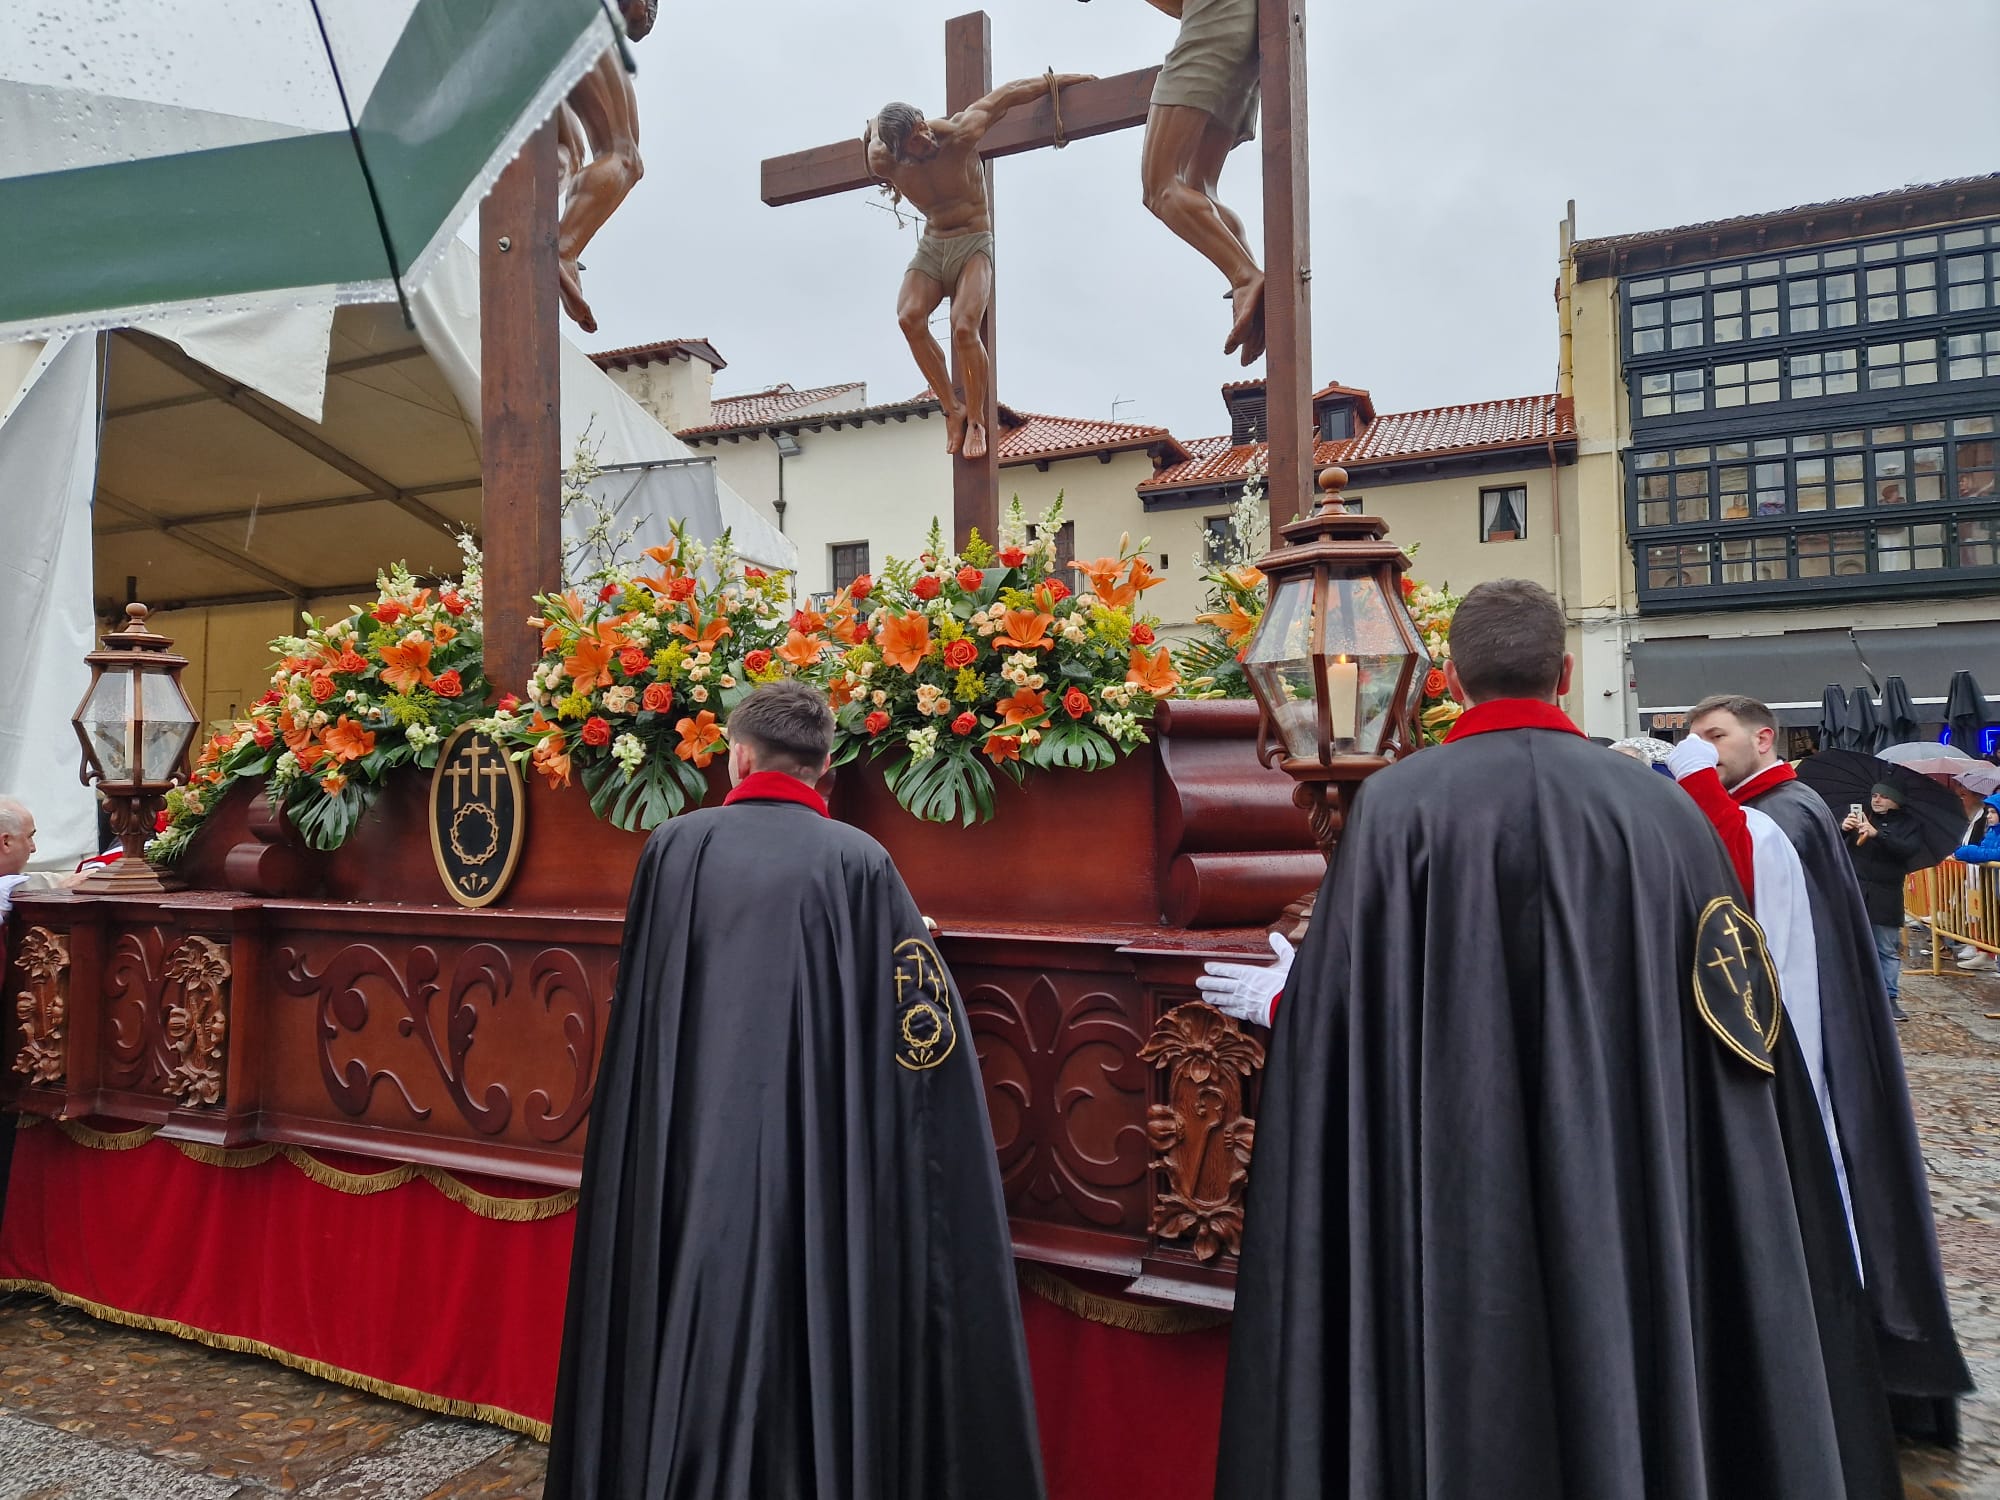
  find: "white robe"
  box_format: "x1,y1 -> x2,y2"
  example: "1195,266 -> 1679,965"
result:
1746,806 -> 1862,1273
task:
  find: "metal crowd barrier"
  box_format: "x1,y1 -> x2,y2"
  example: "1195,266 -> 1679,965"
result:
1907,859 -> 2000,971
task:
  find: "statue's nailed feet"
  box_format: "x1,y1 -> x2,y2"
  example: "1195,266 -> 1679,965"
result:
944,405 -> 968,457
558,258 -> 598,335
1224,274 -> 1266,367
961,421 -> 989,461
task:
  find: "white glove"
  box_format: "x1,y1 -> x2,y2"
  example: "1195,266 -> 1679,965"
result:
1665,735 -> 1720,781
1197,932 -> 1295,1028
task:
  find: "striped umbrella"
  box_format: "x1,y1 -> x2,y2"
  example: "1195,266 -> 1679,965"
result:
0,0 -> 617,340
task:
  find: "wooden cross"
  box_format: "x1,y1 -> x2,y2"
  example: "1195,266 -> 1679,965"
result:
758,12 -> 1161,552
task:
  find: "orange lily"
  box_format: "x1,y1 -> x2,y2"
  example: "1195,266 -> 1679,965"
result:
1224,565 -> 1265,593
564,618 -> 635,691
829,604 -> 869,646
279,712 -> 325,774
320,773 -> 347,796
1195,599 -> 1261,649
791,605 -> 827,635
1099,558 -> 1163,610
1125,645 -> 1180,697
320,716 -> 378,764
671,607 -> 733,655
1071,556 -> 1124,599
876,612 -> 933,673
995,687 -> 1047,726
675,710 -> 725,767
993,607 -> 1054,652
983,732 -> 1022,765
776,629 -> 826,669
636,542 -> 682,596
827,674 -> 859,709
379,636 -> 436,695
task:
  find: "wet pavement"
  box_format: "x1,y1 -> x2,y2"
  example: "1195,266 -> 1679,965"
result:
0,965 -> 1997,1497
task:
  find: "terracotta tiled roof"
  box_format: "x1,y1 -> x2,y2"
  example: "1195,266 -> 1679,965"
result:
1140,394 -> 1572,492
999,411 -> 1191,467
589,337 -> 727,372
1571,172 -> 2000,260
678,382 -> 867,435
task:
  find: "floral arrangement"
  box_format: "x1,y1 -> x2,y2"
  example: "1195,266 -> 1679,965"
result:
149,545 -> 489,858
789,497 -> 1179,824
493,522 -> 792,830
1173,487 -> 1464,746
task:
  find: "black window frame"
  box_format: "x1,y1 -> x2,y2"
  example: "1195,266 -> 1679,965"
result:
829,541 -> 870,591
1479,484 -> 1529,542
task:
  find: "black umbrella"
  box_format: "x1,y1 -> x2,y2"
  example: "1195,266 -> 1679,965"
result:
1848,685 -> 1883,754
1879,675 -> 1921,744
1816,685 -> 1854,752
1946,669 -> 1989,753
1795,749 -> 1967,872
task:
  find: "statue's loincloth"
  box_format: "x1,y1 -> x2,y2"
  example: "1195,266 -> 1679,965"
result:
906,229 -> 994,292
1152,0 -> 1259,146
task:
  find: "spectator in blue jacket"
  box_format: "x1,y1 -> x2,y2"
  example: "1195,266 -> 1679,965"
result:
1955,793 -> 2000,864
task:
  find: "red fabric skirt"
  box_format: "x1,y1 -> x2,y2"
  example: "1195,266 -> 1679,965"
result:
0,1124 -> 1231,1493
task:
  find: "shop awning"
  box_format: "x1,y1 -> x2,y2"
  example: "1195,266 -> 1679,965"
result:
1633,622 -> 2000,732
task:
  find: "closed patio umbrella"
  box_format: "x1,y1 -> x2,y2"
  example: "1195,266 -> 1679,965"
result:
1879,675 -> 1921,745
1817,684 -> 1854,752
1849,685 -> 1884,755
1946,670 -> 1990,753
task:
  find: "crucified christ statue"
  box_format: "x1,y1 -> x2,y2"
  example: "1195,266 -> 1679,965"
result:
865,73 -> 1093,460
1138,0 -> 1264,364
553,0 -> 657,333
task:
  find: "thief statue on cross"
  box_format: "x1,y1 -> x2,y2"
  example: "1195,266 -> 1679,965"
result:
864,72 -> 1093,461
1137,0 -> 1264,364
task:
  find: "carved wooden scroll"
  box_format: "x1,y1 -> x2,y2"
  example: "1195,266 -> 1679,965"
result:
1139,1002 -> 1264,1261
162,936 -> 231,1106
12,926 -> 71,1085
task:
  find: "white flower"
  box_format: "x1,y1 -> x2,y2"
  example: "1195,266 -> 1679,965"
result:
602,685 -> 637,714
612,732 -> 646,776
906,725 -> 940,761
407,722 -> 441,750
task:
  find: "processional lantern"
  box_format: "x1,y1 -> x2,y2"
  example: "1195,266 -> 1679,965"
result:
1244,466 -> 1429,886
70,603 -> 199,892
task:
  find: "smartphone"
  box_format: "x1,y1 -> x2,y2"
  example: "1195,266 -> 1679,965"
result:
1849,803 -> 1865,820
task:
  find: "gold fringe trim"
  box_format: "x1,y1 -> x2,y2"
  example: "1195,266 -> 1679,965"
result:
40,1119 -> 578,1223
0,1278 -> 549,1441
1017,1263 -> 1231,1336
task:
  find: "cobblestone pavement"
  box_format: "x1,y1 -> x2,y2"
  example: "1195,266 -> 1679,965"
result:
1,966 -> 1997,1497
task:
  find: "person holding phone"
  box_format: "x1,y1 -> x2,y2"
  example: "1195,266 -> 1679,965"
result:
1841,784 -> 1922,1020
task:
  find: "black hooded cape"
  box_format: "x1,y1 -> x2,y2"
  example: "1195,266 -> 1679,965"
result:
544,789 -> 1044,1500
1217,721 -> 1882,1500
1745,776 -> 1971,1409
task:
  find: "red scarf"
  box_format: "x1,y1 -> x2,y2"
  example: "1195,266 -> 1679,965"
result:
1728,762 -> 1796,805
1443,699 -> 1585,743
722,770 -> 829,816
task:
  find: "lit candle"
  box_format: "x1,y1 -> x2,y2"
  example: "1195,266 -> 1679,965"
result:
1326,656 -> 1358,742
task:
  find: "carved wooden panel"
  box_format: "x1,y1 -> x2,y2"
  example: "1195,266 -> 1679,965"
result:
271,936 -> 608,1149
162,936 -> 230,1106
104,927 -> 179,1095
11,925 -> 69,1086
1140,1003 -> 1264,1261
963,968 -> 1152,1230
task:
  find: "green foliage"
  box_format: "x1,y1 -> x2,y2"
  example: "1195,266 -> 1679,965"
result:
880,744 -> 996,826
283,778 -> 378,852
581,751 -> 709,833
1025,720 -> 1114,772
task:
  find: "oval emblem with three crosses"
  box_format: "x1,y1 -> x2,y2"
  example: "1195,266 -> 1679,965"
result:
1691,896 -> 1783,1074
429,726 -> 527,909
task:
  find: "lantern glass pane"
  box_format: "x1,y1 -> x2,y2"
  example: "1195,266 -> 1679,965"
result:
1244,574 -> 1321,759
78,670 -> 135,783
138,668 -> 198,781
1326,576 -> 1427,755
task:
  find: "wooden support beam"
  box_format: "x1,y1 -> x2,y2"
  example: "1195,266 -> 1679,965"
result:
947,9 -> 999,553
479,120 -> 565,703
759,66 -> 1161,207
1260,0 -> 1314,528
122,330 -> 460,539
95,490 -> 312,598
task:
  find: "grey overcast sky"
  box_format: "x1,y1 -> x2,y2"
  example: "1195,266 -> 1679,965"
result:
571,0 -> 2000,442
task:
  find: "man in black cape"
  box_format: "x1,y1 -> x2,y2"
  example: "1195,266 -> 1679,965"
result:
1215,580 -> 1892,1500
1691,692 -> 1971,1442
545,682 -> 1044,1500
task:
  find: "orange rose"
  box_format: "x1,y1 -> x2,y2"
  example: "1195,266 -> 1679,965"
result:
1424,668 -> 1449,698
642,682 -> 674,713
943,638 -> 979,670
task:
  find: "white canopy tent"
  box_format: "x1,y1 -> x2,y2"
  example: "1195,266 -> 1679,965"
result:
0,239 -> 793,870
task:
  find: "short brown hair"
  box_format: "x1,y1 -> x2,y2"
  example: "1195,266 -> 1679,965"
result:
727,681 -> 835,775
1447,579 -> 1566,702
1689,693 -> 1777,736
